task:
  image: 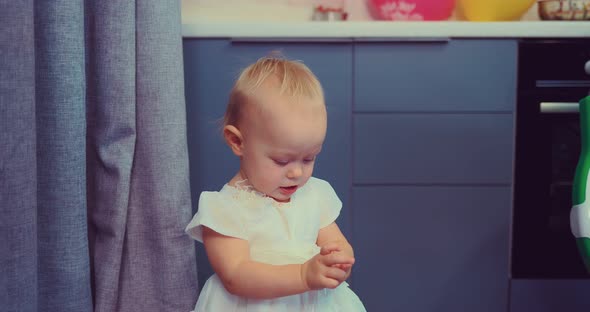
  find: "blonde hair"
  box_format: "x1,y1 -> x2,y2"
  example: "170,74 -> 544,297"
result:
223,54 -> 324,127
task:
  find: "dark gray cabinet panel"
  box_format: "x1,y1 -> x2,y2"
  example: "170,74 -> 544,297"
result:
510,279 -> 590,312
351,186 -> 511,312
353,113 -> 514,184
354,39 -> 517,112
183,38 -> 520,310
183,39 -> 353,287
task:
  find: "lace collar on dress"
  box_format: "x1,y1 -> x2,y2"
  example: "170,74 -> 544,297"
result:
223,179 -> 292,208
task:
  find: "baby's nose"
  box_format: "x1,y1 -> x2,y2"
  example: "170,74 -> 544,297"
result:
287,165 -> 303,179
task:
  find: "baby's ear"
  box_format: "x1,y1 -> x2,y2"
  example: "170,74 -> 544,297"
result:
223,125 -> 244,156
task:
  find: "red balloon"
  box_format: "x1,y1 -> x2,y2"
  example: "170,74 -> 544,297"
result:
368,0 -> 456,21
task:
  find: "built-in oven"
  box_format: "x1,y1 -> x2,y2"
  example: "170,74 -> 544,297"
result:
512,39 -> 590,279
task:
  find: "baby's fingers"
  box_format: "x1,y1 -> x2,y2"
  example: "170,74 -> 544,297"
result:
333,263 -> 353,271
320,243 -> 341,255
321,276 -> 341,289
324,267 -> 348,284
323,253 -> 355,267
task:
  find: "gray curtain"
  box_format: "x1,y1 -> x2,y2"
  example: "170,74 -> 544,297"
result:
1,1 -> 198,311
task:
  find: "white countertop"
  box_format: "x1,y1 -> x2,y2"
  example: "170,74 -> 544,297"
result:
182,21 -> 590,38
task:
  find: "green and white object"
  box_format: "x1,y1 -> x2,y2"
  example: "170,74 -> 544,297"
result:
571,95 -> 590,273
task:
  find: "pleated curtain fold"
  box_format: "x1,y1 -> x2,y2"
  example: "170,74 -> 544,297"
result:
0,1 -> 199,311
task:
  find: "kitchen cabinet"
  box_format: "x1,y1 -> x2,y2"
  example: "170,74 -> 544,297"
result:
353,113 -> 514,184
183,38 -> 517,310
351,39 -> 516,311
354,39 -> 517,112
352,185 -> 511,312
183,39 -> 353,289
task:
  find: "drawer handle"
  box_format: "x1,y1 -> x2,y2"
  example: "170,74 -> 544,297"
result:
539,102 -> 579,113
230,37 -> 353,43
353,37 -> 450,43
230,37 -> 450,44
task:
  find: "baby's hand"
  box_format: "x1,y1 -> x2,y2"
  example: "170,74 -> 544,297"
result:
321,243 -> 354,278
300,245 -> 355,291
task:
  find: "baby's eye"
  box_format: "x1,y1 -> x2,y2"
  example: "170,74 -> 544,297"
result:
303,157 -> 316,163
273,159 -> 289,166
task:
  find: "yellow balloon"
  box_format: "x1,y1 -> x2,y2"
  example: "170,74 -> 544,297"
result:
457,0 -> 536,21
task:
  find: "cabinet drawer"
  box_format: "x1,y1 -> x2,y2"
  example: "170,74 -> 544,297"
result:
353,113 -> 514,184
354,39 -> 517,112
352,185 -> 511,312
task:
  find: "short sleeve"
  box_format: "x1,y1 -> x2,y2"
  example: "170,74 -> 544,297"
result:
184,191 -> 247,243
315,178 -> 342,228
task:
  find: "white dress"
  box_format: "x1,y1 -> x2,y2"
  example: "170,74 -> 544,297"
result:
185,177 -> 366,312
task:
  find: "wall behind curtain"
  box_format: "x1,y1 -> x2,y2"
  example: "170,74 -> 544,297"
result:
0,1 -> 199,311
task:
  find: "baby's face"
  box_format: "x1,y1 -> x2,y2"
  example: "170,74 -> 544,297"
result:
239,88 -> 327,202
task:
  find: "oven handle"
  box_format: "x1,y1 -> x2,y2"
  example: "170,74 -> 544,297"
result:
540,102 -> 579,113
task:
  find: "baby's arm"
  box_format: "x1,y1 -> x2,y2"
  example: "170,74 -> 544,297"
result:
202,226 -> 353,299
316,222 -> 355,280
